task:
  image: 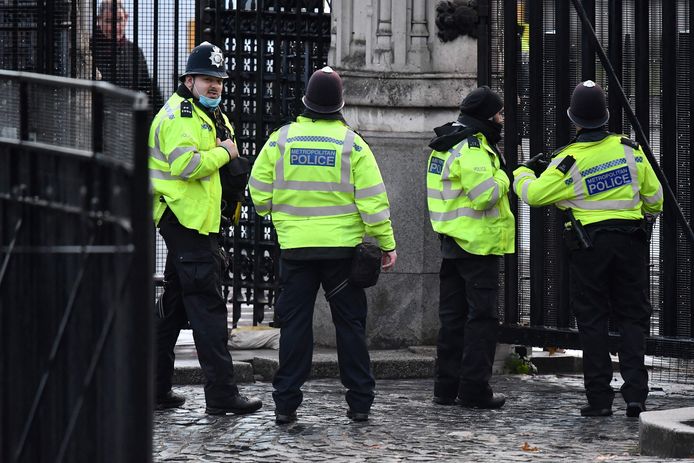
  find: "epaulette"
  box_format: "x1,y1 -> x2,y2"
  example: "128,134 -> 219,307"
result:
467,136 -> 480,148
180,100 -> 193,118
620,137 -> 640,150
555,155 -> 575,174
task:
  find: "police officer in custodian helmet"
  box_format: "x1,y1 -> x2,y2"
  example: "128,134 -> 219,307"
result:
249,66 -> 397,425
513,80 -> 663,418
149,42 -> 261,415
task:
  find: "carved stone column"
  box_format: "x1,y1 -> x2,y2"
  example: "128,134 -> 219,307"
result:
407,0 -> 431,69
373,0 -> 393,65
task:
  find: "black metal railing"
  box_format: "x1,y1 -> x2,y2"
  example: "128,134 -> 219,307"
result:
0,70 -> 152,463
482,1 -> 694,374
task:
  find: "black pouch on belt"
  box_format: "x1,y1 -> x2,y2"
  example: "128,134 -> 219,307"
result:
349,242 -> 382,288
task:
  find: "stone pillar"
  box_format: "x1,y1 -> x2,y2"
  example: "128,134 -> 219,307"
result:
314,0 -> 478,348
407,0 -> 430,69
373,0 -> 393,65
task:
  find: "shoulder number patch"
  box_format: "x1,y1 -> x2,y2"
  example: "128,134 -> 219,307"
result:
467,137 -> 480,148
429,157 -> 444,175
180,100 -> 193,118
556,155 -> 575,174
620,137 -> 640,150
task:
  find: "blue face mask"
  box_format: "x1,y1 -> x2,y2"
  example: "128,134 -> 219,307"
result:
198,94 -> 221,109
193,78 -> 222,109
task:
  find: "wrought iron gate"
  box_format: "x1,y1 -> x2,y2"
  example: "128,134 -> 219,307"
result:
201,0 -> 332,326
0,0 -> 332,327
479,0 -> 694,374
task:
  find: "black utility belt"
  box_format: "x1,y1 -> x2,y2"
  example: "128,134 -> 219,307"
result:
583,219 -> 642,232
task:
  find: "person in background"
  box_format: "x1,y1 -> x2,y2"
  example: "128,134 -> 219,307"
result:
92,0 -> 162,109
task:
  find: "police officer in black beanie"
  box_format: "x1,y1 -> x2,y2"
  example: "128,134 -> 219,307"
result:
427,85 -> 514,410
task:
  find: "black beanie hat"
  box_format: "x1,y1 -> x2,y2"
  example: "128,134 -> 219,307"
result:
302,66 -> 345,114
567,80 -> 609,128
459,86 -> 504,120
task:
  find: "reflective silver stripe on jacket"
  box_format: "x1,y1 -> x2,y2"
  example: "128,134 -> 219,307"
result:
641,185 -> 663,204
149,123 -> 167,162
467,176 -> 499,203
429,207 -> 499,221
272,203 -> 358,216
168,146 -> 197,165
440,141 -> 466,199
274,125 -> 356,192
360,208 -> 390,224
150,169 -> 210,182
249,175 -> 273,192
254,199 -> 272,214
355,182 -> 386,199
622,144 -> 641,199
557,197 -> 640,210
178,152 -> 202,179
513,171 -> 534,193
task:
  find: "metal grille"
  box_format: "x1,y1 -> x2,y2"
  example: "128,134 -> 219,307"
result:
487,0 -> 694,380
202,0 -> 332,326
0,71 -> 151,463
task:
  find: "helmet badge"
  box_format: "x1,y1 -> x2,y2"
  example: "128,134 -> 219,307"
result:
209,46 -> 224,68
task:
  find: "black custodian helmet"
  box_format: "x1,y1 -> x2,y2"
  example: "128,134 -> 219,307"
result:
179,41 -> 228,81
567,80 -> 609,128
302,66 -> 344,114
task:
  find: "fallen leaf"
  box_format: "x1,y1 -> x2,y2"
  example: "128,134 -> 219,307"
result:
521,442 -> 539,452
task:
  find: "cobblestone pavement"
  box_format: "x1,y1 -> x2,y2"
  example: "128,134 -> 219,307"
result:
154,374 -> 694,462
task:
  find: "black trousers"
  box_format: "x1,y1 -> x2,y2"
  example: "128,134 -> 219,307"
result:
272,258 -> 375,415
155,210 -> 238,404
434,256 -> 500,400
570,230 -> 651,408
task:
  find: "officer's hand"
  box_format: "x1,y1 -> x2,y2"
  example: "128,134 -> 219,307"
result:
381,250 -> 397,271
522,152 -> 550,176
217,138 -> 239,161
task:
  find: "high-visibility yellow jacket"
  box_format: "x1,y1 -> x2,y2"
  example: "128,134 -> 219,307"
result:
512,133 -> 664,224
426,134 -> 515,255
249,116 -> 396,251
148,90 -> 234,234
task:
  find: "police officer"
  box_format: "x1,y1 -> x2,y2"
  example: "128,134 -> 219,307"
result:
426,86 -> 514,409
513,80 -> 663,417
249,66 -> 397,424
149,42 -> 261,415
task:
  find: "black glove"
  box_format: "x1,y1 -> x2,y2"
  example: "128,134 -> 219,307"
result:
522,152 -> 551,176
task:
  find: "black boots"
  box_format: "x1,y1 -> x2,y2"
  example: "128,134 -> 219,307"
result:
580,404 -> 613,417
205,395 -> 263,415
275,411 -> 298,424
458,393 -> 506,409
156,390 -> 186,410
626,402 -> 646,417
347,409 -> 369,422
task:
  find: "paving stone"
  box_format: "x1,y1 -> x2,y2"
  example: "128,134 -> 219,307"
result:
155,375 -> 694,462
